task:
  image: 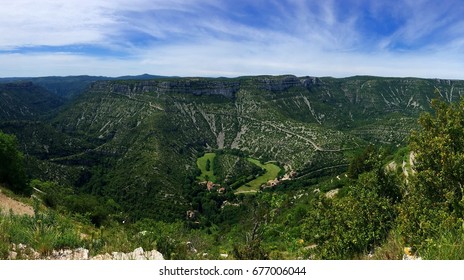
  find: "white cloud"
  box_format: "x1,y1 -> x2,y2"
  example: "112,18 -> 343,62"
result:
0,1 -> 112,48
0,53 -> 140,77
1,0 -> 464,79
2,38 -> 461,80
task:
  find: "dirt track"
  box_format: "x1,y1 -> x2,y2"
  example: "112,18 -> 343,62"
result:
0,190 -> 34,216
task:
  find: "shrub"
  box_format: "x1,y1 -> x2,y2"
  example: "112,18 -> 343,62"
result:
397,99 -> 464,255
302,172 -> 396,259
0,131 -> 29,194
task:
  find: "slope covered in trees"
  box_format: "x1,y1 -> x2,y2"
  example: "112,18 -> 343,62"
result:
10,75 -> 461,222
1,75 -> 464,259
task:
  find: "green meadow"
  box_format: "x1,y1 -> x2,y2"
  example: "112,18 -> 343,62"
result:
196,152 -> 217,182
235,158 -> 281,194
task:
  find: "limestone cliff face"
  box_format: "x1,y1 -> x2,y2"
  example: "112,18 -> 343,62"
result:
257,75 -> 321,91
89,75 -> 322,98
91,79 -> 240,98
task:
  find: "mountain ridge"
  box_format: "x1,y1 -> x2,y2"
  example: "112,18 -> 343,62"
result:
0,74 -> 168,99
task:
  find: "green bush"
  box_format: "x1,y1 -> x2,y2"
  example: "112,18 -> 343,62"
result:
397,99 -> 464,255
0,131 -> 29,194
302,172 -> 396,259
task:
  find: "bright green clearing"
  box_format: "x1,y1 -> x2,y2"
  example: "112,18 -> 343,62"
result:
196,152 -> 217,182
235,158 -> 281,194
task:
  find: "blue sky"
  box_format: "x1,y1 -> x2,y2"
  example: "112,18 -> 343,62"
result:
1,0 -> 464,78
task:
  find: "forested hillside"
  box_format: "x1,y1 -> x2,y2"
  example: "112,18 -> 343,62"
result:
1,75 -> 464,259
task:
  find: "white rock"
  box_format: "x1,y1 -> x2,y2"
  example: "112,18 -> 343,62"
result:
112,252 -> 128,260
146,250 -> 164,260
73,248 -> 89,260
92,253 -> 112,260
8,251 -> 17,260
132,247 -> 145,260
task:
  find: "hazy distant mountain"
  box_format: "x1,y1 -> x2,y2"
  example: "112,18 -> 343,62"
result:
0,74 -> 167,99
0,82 -> 63,120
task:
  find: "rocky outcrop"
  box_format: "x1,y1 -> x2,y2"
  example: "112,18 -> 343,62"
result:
257,75 -> 321,91
90,75 -> 321,99
91,79 -> 240,98
8,244 -> 164,260
91,247 -> 164,260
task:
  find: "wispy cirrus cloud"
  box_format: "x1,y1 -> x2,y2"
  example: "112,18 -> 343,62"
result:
374,0 -> 464,51
0,1 -> 111,49
1,0 -> 464,78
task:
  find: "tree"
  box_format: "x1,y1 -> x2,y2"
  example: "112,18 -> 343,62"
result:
0,131 -> 29,194
347,145 -> 376,179
411,99 -> 464,212
205,159 -> 211,172
232,196 -> 269,260
398,98 -> 464,246
302,172 -> 395,259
